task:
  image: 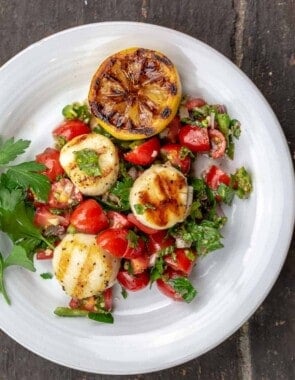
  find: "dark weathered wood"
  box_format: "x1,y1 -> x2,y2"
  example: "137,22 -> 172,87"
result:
0,0 -> 294,379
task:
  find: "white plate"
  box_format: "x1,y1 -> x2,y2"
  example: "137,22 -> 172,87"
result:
0,22 -> 294,374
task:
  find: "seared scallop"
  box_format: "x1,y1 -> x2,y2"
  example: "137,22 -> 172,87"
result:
129,164 -> 189,230
53,234 -> 120,299
59,133 -> 119,196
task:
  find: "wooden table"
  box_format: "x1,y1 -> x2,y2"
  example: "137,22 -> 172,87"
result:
0,1 -> 294,379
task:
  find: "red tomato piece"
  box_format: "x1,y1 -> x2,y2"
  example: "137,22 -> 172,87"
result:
160,143 -> 191,174
130,254 -> 150,274
97,228 -> 144,259
69,298 -> 80,309
117,269 -> 150,291
103,287 -> 113,312
48,178 -> 83,209
34,205 -> 70,229
127,214 -> 159,235
186,98 -> 206,110
156,268 -> 185,301
107,211 -> 132,229
147,230 -> 175,255
35,147 -> 65,182
165,115 -> 181,143
204,165 -> 230,190
36,248 -> 54,260
165,248 -> 196,276
179,125 -> 210,153
53,120 -> 90,145
123,137 -> 161,166
70,199 -> 109,234
209,129 -> 227,159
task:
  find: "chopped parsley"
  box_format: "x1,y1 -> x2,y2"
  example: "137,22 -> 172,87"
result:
74,148 -> 101,177
231,167 -> 252,199
40,272 -> 53,280
169,277 -> 197,303
62,102 -> 91,123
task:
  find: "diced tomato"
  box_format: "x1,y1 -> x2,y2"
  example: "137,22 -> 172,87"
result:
107,211 -> 132,229
165,248 -> 196,275
69,298 -> 80,309
186,98 -> 206,110
127,213 -> 159,235
35,147 -> 65,182
48,178 -> 83,209
70,199 -> 109,234
103,288 -> 113,312
124,137 -> 161,166
209,129 -> 226,159
130,254 -> 149,274
34,205 -> 70,229
160,143 -> 192,174
96,228 -> 144,259
117,269 -> 150,291
204,165 -> 230,190
147,230 -> 175,255
179,125 -> 210,153
165,115 -> 181,143
156,268 -> 185,301
36,248 -> 54,260
53,120 -> 90,146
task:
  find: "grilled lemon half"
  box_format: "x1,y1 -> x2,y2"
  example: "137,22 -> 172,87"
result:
88,47 -> 181,140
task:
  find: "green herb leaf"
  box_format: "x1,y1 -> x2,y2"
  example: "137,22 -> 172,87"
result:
231,167 -> 252,199
40,272 -> 53,279
169,277 -> 197,303
230,119 -> 241,138
5,161 -> 50,202
189,199 -> 203,219
150,257 -> 166,283
0,253 -> 10,304
179,146 -> 194,159
4,245 -> 35,271
62,102 -> 91,123
121,287 -> 128,299
108,176 -> 134,211
0,137 -> 30,166
127,230 -> 139,248
88,311 -> 114,324
217,183 -> 235,205
134,203 -> 156,215
216,113 -> 230,137
74,149 -> 101,177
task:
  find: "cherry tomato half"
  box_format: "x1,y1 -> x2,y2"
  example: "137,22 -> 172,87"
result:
130,254 -> 150,274
160,143 -> 191,174
97,228 -> 144,259
124,137 -> 161,166
70,199 -> 109,234
165,115 -> 181,143
102,287 -> 113,312
35,148 -> 65,182
179,125 -> 210,153
53,120 -> 91,146
34,205 -> 70,229
156,268 -> 185,301
147,230 -> 175,255
185,98 -> 206,110
204,165 -> 230,190
127,213 -> 159,235
48,178 -> 83,209
165,248 -> 196,276
209,129 -> 226,159
117,269 -> 150,291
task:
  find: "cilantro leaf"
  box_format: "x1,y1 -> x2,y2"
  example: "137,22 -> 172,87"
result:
0,137 -> 30,166
4,245 -> 35,272
5,161 -> 50,202
74,149 -> 101,177
150,256 -> 166,283
169,277 -> 197,303
126,230 -> 139,248
108,176 -> 134,211
62,102 -> 91,123
88,312 -> 114,324
121,287 -> 128,299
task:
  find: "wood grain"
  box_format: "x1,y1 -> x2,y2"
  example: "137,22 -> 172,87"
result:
0,0 -> 294,379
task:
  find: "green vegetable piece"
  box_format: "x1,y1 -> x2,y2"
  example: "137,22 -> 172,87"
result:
121,287 -> 128,299
40,272 -> 53,279
127,230 -> 139,248
231,167 -> 253,199
88,312 -> 114,324
74,148 -> 101,177
217,113 -> 230,137
0,253 -> 10,304
6,161 -> 50,202
230,119 -> 241,138
134,204 -> 145,215
108,176 -> 134,211
0,137 -> 30,166
54,307 -> 88,317
169,277 -> 197,303
62,102 -> 91,123
217,183 -> 235,205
